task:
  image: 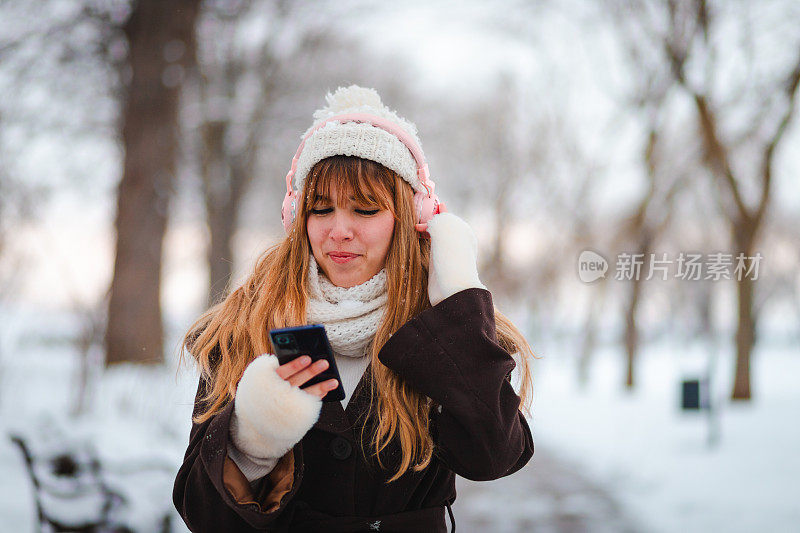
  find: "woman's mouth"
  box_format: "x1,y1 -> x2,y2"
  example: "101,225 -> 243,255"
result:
329,252 -> 359,264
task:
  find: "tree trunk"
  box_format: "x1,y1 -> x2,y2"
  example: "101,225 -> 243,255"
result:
732,275 -> 755,400
206,198 -> 236,307
201,120 -> 242,308
623,271 -> 642,390
731,219 -> 757,400
623,224 -> 653,390
105,0 -> 200,365
578,280 -> 606,389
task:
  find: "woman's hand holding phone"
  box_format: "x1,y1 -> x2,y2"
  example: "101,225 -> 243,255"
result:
227,353 -> 331,480
269,325 -> 346,402
276,355 -> 339,398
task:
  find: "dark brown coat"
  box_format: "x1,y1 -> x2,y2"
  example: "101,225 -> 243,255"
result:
173,288 -> 534,532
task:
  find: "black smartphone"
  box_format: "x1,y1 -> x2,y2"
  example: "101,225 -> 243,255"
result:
268,324 -> 345,403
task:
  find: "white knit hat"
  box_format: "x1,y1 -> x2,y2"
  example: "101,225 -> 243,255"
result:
292,85 -> 426,194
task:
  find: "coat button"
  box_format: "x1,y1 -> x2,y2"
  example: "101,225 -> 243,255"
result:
330,436 -> 352,460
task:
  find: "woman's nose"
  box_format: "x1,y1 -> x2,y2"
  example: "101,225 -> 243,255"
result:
329,212 -> 354,241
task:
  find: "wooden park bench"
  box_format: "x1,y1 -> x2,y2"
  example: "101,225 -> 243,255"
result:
10,433 -> 173,533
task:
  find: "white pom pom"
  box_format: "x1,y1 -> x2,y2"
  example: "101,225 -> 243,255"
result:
325,85 -> 383,113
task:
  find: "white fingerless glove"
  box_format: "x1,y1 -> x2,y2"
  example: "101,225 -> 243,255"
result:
426,212 -> 487,306
228,354 -> 322,481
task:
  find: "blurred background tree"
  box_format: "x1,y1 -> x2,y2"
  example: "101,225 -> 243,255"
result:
605,0 -> 800,399
106,0 -> 202,366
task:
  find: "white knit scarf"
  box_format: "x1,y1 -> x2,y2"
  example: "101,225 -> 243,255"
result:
305,254 -> 387,357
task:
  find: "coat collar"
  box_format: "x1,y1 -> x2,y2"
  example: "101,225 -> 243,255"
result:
313,362 -> 373,435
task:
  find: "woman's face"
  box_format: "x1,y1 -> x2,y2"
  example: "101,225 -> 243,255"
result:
306,183 -> 395,288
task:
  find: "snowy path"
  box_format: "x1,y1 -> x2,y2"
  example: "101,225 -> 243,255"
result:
453,446 -> 643,533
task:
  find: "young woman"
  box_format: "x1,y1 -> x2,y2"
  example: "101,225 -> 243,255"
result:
173,85 -> 535,532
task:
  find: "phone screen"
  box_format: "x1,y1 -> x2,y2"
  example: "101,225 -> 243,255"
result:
269,325 -> 345,402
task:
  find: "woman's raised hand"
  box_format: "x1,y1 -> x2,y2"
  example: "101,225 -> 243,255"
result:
426,212 -> 487,306
276,355 -> 339,399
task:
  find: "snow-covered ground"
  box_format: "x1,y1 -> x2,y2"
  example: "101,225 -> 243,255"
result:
1,303 -> 798,532
0,305 -> 196,532
533,337 -> 800,533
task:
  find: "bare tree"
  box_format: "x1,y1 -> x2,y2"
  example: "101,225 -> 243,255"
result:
189,0 -> 416,306
70,291 -> 108,416
620,121 -> 686,389
608,0 -> 800,399
609,48 -> 692,388
106,0 -> 201,365
479,73 -> 528,298
0,0 -> 120,286
193,0 -> 281,306
193,0 -> 335,306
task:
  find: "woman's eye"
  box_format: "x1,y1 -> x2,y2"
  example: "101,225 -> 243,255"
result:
309,207 -> 379,216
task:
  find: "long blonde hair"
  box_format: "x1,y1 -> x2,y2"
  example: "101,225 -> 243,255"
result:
182,155 -> 536,481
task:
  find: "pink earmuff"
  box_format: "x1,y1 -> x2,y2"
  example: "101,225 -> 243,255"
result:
281,189 -> 298,234
282,113 -> 442,236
